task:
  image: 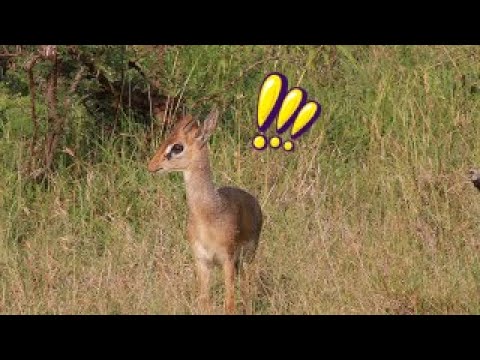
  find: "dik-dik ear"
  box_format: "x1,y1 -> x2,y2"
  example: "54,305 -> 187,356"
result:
196,108 -> 219,145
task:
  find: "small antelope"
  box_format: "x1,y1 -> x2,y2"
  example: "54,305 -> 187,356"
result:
147,109 -> 263,314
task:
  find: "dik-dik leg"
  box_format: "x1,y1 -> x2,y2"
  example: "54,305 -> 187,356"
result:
195,260 -> 212,314
239,262 -> 254,315
223,258 -> 236,314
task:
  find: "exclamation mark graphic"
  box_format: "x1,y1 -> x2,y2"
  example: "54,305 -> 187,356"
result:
275,87 -> 307,151
252,72 -> 287,150
252,71 -> 322,151
286,100 -> 321,151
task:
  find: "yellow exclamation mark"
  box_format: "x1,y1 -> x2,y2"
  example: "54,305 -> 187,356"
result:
253,72 -> 287,150
282,100 -> 321,151
275,87 -> 306,151
290,101 -> 321,139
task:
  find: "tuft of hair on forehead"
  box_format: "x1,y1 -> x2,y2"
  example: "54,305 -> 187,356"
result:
172,114 -> 197,134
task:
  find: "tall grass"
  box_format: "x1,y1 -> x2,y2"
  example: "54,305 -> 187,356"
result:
1,45 -> 480,314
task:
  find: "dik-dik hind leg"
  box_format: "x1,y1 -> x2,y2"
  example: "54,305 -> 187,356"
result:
238,262 -> 253,315
223,258 -> 236,314
195,260 -> 212,314
236,253 -> 253,315
239,241 -> 258,314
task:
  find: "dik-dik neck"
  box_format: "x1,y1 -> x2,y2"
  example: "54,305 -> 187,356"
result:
183,149 -> 220,215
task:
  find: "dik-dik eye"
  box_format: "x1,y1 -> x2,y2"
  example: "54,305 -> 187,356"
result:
166,143 -> 184,160
171,143 -> 184,154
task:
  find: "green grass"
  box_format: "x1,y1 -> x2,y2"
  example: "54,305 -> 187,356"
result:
1,45 -> 480,314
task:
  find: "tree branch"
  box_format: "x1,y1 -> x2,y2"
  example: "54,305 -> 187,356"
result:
24,53 -> 42,176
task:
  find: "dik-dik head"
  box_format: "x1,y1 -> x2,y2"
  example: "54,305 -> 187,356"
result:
147,109 -> 219,173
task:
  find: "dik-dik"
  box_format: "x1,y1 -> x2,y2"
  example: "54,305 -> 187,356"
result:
147,109 -> 263,314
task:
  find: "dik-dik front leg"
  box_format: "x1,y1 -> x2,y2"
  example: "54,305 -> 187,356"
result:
195,259 -> 212,314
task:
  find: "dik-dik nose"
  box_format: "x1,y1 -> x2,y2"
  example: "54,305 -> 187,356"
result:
147,158 -> 163,173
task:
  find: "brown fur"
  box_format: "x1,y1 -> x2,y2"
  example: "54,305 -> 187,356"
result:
148,109 -> 263,314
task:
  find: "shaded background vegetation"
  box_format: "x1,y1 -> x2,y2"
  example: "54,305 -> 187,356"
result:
1,45 -> 480,314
